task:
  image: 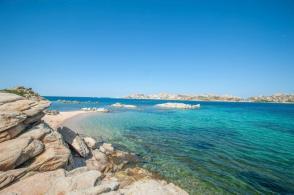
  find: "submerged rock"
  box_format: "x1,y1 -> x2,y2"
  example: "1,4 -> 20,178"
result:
155,102 -> 200,109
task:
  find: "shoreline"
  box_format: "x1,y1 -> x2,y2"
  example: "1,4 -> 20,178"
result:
0,90 -> 188,194
43,110 -> 96,129
43,110 -> 189,194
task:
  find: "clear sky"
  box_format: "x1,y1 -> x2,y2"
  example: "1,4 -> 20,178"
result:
0,0 -> 293,97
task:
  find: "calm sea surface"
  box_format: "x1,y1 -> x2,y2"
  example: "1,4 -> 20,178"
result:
46,96 -> 294,194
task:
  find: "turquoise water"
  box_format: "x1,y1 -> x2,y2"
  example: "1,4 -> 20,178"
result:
47,97 -> 294,194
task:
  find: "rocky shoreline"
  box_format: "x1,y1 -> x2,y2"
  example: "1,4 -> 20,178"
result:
0,90 -> 188,194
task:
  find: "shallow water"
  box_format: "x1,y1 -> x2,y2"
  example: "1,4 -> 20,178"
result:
47,96 -> 294,194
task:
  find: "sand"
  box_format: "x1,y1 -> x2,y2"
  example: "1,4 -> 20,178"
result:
43,111 -> 89,129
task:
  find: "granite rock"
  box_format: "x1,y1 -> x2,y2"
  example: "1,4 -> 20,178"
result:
0,137 -> 44,171
84,136 -> 97,149
26,131 -> 71,172
0,92 -> 50,143
0,169 -> 102,195
58,126 -> 90,158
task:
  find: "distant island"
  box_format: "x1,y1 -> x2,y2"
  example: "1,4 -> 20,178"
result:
126,93 -> 294,103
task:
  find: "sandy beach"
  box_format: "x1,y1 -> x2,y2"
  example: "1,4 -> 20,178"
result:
43,110 -> 90,129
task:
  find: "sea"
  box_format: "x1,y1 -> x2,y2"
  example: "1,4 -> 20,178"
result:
46,96 -> 294,194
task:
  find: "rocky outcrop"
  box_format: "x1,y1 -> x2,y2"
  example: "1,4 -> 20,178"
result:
0,92 -> 50,143
0,91 -> 70,190
155,102 -> 200,109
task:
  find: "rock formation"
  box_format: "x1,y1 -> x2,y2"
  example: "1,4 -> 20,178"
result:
0,88 -> 188,195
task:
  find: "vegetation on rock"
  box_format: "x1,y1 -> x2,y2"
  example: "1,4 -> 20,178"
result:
0,86 -> 45,101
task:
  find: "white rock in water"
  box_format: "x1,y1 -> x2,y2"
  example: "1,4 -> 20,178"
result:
111,103 -> 137,109
81,107 -> 110,112
96,108 -> 110,113
155,102 -> 200,109
83,137 -> 97,149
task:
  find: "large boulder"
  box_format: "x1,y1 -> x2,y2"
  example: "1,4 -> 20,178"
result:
18,122 -> 51,140
0,92 -> 50,143
58,126 -> 90,158
0,137 -> 44,171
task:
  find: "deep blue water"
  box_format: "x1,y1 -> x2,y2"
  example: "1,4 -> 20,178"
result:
46,96 -> 294,194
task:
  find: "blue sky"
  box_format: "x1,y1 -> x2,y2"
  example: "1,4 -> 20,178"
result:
0,0 -> 293,97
